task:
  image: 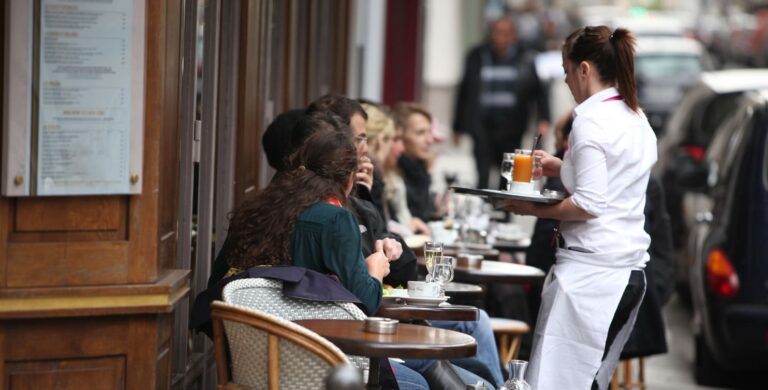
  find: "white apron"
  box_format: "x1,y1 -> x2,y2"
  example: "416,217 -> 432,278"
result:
526,249 -> 641,390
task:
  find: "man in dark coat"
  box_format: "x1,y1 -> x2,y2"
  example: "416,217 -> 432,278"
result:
453,16 -> 550,190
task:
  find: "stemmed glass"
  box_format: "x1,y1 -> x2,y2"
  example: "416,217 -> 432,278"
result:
432,256 -> 456,297
500,153 -> 514,191
423,241 -> 443,282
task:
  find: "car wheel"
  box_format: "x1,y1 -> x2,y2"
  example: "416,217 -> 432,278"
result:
694,335 -> 729,386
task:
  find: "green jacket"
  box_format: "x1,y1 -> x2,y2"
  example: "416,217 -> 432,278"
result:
291,202 -> 382,314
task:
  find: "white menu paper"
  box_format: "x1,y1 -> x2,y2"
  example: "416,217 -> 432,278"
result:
36,0 -> 134,195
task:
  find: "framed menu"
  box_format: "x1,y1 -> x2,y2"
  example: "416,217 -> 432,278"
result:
2,0 -> 145,196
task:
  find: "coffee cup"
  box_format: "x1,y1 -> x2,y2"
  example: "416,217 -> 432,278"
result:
407,281 -> 440,298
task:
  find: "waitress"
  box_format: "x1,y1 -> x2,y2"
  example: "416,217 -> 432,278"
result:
498,26 -> 656,390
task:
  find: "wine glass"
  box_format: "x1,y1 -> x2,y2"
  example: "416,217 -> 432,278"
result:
423,241 -> 443,282
432,256 -> 455,297
500,153 -> 514,191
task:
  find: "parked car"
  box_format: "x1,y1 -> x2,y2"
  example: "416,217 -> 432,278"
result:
680,90 -> 768,386
634,36 -> 709,133
654,69 -> 768,298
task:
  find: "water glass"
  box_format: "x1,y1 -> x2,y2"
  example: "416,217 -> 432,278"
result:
500,153 -> 514,191
432,256 -> 455,296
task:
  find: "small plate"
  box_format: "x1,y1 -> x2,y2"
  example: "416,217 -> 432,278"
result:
403,296 -> 449,307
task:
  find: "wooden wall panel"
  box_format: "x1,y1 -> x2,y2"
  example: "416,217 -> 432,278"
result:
6,356 -> 126,390
14,197 -> 123,232
156,0 -> 182,273
233,0 -> 264,206
6,242 -> 129,288
2,314 -> 171,390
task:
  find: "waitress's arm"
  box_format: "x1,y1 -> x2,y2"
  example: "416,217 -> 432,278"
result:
495,196 -> 595,221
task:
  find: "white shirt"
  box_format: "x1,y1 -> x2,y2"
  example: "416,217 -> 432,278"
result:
559,87 -> 657,268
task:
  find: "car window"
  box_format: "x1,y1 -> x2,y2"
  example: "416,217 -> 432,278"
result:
706,104 -> 751,187
665,87 -> 710,144
636,55 -> 702,81
699,94 -> 741,145
718,107 -> 751,184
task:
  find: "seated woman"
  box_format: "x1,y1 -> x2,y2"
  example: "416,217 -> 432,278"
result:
226,126 -> 390,315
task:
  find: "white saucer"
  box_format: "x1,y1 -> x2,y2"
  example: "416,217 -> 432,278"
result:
403,296 -> 449,307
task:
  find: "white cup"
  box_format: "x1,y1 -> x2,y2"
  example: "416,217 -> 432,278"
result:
407,281 -> 440,298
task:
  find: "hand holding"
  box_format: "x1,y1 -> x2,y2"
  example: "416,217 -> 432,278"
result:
378,238 -> 403,261
533,150 -> 562,177
365,250 -> 390,282
356,156 -> 374,190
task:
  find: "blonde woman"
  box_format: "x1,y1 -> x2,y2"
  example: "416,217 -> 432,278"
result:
362,103 -> 430,236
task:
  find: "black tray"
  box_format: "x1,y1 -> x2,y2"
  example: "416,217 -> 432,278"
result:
450,186 -> 565,204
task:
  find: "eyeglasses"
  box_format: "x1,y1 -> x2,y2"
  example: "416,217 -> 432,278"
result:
353,134 -> 367,145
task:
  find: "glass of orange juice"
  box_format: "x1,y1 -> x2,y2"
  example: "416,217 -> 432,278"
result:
512,149 -> 534,183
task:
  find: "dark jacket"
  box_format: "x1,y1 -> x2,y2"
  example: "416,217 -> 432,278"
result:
621,176 -> 675,358
397,155 -> 434,222
349,196 -> 418,287
453,43 -> 549,138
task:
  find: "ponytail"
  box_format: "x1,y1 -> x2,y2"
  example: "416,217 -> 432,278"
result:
610,28 -> 638,111
563,26 -> 640,112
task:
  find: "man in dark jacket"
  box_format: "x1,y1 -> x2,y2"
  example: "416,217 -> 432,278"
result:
453,16 -> 550,189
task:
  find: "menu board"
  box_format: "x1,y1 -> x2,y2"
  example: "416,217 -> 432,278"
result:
35,0 -> 139,195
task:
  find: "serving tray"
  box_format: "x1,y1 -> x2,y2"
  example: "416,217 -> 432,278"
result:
451,186 -> 565,204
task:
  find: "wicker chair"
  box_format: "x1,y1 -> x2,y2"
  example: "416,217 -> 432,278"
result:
221,278 -> 370,374
211,300 -> 349,390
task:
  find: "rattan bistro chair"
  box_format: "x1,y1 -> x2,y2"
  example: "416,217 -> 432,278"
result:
221,278 -> 370,375
211,300 -> 349,390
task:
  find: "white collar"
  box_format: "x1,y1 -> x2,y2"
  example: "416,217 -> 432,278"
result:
573,87 -> 620,118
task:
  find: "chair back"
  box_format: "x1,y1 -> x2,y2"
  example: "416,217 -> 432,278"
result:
222,278 -> 370,373
211,300 -> 349,390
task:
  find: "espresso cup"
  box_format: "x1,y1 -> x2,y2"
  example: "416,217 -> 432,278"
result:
407,281 -> 440,298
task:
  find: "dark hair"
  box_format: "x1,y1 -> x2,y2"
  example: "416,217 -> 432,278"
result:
306,93 -> 368,122
563,26 -> 638,112
391,102 -> 433,130
287,111 -> 350,169
227,130 -> 358,268
262,109 -> 305,171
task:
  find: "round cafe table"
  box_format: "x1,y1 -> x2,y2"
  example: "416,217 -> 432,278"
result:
295,319 -> 477,389
443,281 -> 483,298
375,302 -> 478,321
454,260 -> 546,285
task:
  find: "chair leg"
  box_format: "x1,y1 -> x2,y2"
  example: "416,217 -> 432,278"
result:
624,359 -> 632,388
504,335 -> 522,363
498,334 -> 510,364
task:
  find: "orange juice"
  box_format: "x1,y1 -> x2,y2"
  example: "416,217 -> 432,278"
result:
513,154 -> 533,182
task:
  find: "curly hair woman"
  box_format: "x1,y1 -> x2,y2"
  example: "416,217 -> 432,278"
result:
226,128 -> 390,314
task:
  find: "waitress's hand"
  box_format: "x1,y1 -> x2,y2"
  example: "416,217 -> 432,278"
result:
534,150 -> 562,178
365,250 -> 390,282
492,198 -> 540,217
